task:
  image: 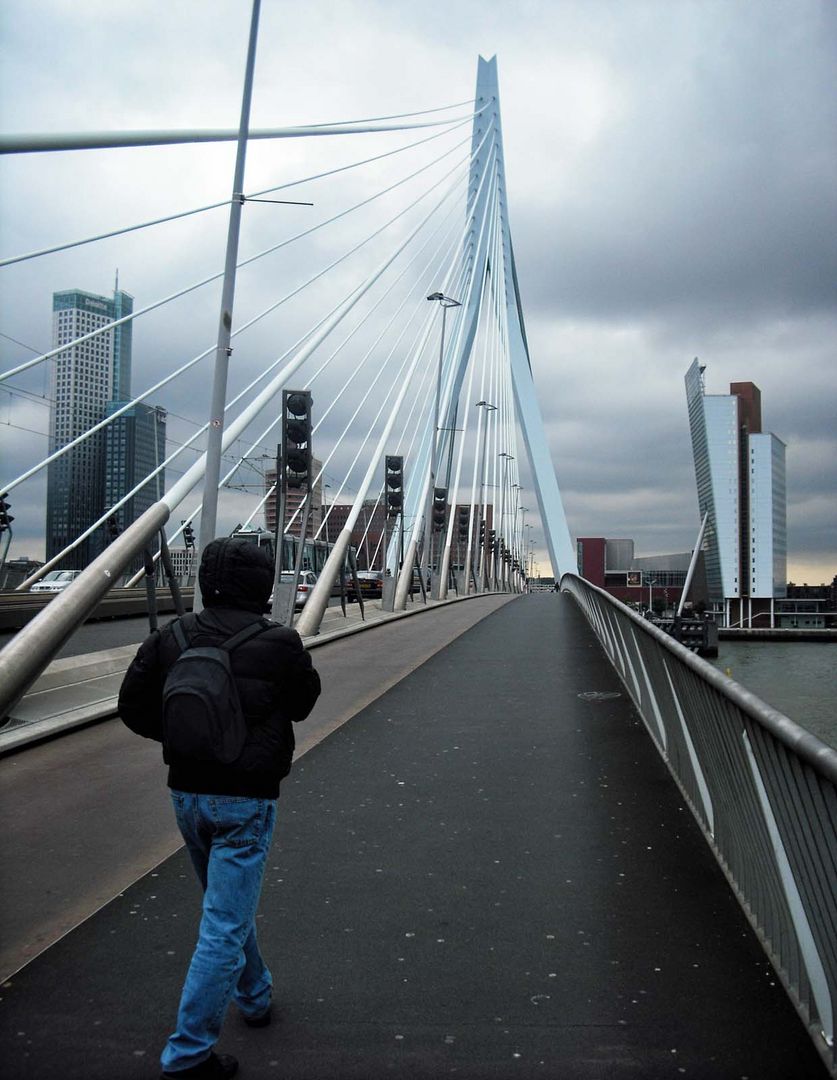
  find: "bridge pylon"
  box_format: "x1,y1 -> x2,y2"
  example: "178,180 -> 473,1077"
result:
440,55 -> 576,580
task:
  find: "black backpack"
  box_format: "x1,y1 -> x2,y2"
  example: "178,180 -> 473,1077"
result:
162,618 -> 271,764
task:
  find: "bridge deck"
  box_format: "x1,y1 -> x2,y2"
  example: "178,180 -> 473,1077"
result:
0,594 -> 827,1078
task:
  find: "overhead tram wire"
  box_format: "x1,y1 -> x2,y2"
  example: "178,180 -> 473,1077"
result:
1,127 -> 489,498
0,112 -> 481,269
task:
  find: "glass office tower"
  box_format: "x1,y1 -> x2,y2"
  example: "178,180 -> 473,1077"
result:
685,358 -> 787,624
47,288 -> 134,568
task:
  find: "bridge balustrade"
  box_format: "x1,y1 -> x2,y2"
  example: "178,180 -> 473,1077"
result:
561,573 -> 837,1074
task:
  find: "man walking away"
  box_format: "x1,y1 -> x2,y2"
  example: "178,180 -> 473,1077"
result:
119,537 -> 321,1079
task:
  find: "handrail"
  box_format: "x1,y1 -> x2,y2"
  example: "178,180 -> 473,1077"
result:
560,573 -> 836,1074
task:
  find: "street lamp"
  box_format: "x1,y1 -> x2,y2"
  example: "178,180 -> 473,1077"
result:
497,453 -> 514,590
518,505 -> 528,592
475,400 -> 497,590
424,292 -> 461,592
322,483 -> 331,545
647,574 -> 658,616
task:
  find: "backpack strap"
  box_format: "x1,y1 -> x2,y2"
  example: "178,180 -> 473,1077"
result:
171,619 -> 190,654
219,618 -> 272,653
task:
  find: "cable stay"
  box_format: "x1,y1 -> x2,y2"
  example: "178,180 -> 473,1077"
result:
0,117 -> 473,270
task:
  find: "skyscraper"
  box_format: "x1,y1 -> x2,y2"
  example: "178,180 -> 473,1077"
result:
103,402 -> 167,542
47,284 -> 167,572
47,288 -> 135,567
685,358 -> 787,626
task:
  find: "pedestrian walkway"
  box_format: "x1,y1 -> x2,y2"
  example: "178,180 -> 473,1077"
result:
0,595 -> 827,1078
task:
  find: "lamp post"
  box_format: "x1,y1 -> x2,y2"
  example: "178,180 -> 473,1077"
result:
424,292 -> 461,593
497,452 -> 514,590
475,400 -> 497,591
647,574 -> 658,616
509,483 -> 520,590
518,505 -> 528,592
322,483 -> 331,545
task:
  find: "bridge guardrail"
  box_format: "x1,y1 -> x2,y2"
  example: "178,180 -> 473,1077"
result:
561,573 -> 836,1075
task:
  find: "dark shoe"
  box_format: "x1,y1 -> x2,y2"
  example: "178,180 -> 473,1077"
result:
161,1052 -> 238,1079
242,1004 -> 272,1028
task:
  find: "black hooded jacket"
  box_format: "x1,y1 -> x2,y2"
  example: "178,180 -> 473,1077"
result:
118,538 -> 321,798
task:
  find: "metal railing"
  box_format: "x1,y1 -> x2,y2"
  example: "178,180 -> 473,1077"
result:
561,573 -> 837,1075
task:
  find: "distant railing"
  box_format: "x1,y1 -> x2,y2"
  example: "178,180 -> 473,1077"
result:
561,573 -> 837,1074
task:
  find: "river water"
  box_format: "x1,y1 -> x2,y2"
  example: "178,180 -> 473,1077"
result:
711,641 -> 837,750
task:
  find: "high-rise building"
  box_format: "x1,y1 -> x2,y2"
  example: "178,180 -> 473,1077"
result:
47,284 -> 165,572
47,287 -> 134,567
749,433 -> 787,599
103,402 -> 167,544
685,359 -> 786,625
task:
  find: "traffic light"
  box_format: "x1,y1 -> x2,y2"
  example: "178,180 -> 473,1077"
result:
106,515 -> 120,541
432,487 -> 447,532
182,520 -> 196,548
0,493 -> 13,533
385,455 -> 404,517
282,390 -> 313,490
479,520 -> 485,546
457,506 -> 469,542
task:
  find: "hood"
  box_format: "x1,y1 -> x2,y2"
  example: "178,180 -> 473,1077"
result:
198,537 -> 273,613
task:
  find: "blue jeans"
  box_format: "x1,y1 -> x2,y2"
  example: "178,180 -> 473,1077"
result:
161,791 -> 277,1074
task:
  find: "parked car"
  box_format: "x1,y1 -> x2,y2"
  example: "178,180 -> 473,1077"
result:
30,570 -> 83,594
349,570 -> 383,600
268,570 -> 318,611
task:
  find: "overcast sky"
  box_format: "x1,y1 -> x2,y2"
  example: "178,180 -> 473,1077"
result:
1,0 -> 835,582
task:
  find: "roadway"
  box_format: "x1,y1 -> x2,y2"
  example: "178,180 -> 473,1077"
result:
0,594 -> 827,1078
